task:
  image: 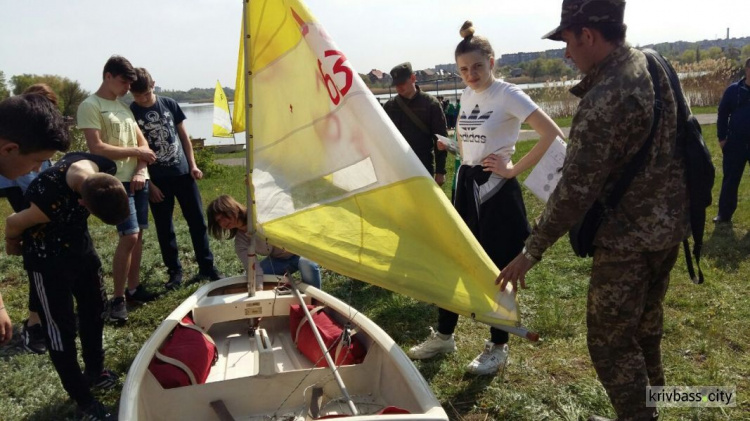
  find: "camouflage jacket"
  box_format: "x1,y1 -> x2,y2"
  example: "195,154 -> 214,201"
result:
526,46 -> 689,257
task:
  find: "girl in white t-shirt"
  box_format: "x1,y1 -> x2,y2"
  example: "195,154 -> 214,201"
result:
408,21 -> 565,376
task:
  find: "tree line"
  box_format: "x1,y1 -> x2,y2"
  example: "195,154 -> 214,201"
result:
0,72 -> 87,117
0,72 -> 238,109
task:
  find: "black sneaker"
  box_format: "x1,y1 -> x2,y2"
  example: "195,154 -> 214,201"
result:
77,400 -> 117,421
165,271 -> 183,290
199,267 -> 223,281
87,369 -> 120,390
21,319 -> 47,354
108,297 -> 128,324
125,284 -> 158,304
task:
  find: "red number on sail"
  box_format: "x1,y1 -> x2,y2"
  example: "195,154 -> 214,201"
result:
318,59 -> 340,105
318,50 -> 353,105
326,50 -> 352,96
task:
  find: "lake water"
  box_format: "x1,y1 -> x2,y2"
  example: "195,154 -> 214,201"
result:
180,102 -> 244,147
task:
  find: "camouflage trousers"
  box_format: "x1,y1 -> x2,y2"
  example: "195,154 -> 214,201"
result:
587,245 -> 679,421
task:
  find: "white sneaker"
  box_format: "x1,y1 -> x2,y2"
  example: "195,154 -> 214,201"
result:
465,341 -> 508,375
407,327 -> 456,360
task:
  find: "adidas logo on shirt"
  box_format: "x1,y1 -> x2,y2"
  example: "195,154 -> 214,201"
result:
460,105 -> 493,131
459,105 -> 492,143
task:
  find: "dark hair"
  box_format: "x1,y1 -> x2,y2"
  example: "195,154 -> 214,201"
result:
0,94 -> 70,154
130,67 -> 155,94
80,173 -> 130,225
102,55 -> 137,82
455,21 -> 495,61
569,22 -> 628,45
23,83 -> 59,107
206,194 -> 247,240
745,58 -> 750,68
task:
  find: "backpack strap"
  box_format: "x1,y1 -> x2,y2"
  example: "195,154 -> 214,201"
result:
395,95 -> 432,135
603,53 -> 663,210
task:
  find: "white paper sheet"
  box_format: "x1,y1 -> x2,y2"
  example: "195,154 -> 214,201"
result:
436,134 -> 459,155
523,136 -> 567,203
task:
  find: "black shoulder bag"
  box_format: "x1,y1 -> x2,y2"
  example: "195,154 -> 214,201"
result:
569,54 -> 664,257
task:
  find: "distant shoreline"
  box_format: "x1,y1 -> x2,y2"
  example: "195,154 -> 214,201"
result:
187,76 -> 544,103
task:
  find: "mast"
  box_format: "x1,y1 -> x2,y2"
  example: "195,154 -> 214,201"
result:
243,0 -> 258,297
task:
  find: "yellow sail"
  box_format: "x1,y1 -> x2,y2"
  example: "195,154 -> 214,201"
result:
239,0 -> 521,329
231,22 -> 246,134
212,81 -> 234,138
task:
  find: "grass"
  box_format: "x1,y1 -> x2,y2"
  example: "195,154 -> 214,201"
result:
1,125 -> 748,420
522,116 -> 574,131
521,108 -> 717,131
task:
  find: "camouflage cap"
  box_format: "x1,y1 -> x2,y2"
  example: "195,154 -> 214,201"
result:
542,0 -> 626,41
390,62 -> 413,86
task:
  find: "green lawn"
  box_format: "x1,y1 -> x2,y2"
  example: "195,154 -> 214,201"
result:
522,106 -> 717,130
0,125 -> 748,420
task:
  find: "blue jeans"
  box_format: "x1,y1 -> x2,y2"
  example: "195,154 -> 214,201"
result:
149,174 -> 214,275
117,181 -> 150,235
259,255 -> 321,289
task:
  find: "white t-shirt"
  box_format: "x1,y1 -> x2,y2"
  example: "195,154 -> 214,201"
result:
458,79 -> 538,166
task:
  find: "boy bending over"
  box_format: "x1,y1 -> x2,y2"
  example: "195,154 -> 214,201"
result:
5,152 -> 129,420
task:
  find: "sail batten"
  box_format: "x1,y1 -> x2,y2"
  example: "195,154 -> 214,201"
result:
240,0 -> 522,329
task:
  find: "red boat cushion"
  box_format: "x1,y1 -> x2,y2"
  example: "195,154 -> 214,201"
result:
290,304 -> 366,367
148,315 -> 218,389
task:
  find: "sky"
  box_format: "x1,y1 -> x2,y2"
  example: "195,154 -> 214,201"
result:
0,0 -> 747,93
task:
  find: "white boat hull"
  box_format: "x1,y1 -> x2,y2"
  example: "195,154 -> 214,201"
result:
120,276 -> 447,420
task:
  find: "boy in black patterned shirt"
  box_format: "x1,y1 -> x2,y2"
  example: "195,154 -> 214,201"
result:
5,152 -> 129,420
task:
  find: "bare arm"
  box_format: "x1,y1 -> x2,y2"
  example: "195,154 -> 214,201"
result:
482,109 -> 565,178
82,128 -> 153,162
176,122 -> 203,180
2,204 -> 53,342
5,203 -> 52,240
133,126 -> 152,171
128,126 -> 153,193
0,292 -> 10,345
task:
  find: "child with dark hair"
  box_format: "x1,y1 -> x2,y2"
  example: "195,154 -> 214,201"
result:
130,67 -> 221,289
0,93 -> 69,350
78,55 -> 158,323
5,152 -> 128,420
0,160 -> 51,354
0,83 -> 60,354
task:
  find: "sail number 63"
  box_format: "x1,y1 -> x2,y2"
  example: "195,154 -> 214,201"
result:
318,50 -> 353,105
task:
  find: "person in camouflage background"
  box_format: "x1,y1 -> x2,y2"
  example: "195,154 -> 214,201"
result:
496,1 -> 689,420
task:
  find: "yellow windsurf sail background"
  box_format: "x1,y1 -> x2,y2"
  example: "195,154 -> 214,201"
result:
212,80 -> 234,138
237,0 -> 520,329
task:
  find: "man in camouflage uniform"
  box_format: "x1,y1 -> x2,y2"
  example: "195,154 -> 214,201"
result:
497,1 -> 689,420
